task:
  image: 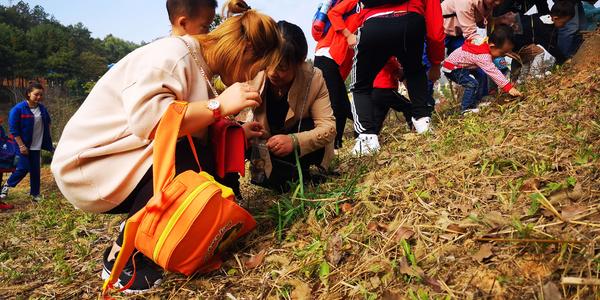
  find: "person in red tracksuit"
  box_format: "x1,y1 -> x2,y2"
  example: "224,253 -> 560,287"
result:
329,0 -> 445,155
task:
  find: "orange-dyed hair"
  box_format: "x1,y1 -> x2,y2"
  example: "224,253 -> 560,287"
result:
196,0 -> 282,82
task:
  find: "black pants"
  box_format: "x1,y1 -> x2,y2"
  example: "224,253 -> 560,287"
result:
314,56 -> 351,149
350,13 -> 429,134
251,119 -> 325,193
372,88 -> 412,134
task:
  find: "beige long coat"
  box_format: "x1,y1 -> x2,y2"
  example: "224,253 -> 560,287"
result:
51,35 -> 211,213
245,62 -> 336,169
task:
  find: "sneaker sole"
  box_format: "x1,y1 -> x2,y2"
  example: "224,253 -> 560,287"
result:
101,267 -> 162,294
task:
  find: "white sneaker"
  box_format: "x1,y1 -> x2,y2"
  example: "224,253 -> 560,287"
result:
351,134 -> 380,156
462,108 -> 480,115
0,184 -> 10,199
411,117 -> 431,134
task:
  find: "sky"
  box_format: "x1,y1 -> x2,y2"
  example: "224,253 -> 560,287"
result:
4,0 -> 320,54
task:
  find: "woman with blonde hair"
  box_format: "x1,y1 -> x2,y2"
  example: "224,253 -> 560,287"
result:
51,0 -> 281,293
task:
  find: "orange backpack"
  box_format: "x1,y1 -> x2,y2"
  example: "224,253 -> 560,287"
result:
102,101 -> 256,296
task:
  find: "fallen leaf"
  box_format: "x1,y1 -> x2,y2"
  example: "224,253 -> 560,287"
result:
367,222 -> 378,231
542,281 -> 562,300
550,184 -> 584,205
368,222 -> 389,232
423,276 -> 443,293
393,227 -> 415,241
244,250 -> 267,269
561,204 -> 587,221
382,291 -> 403,300
483,211 -> 510,227
473,243 -> 494,262
447,223 -> 467,234
341,203 -> 353,213
426,175 -> 438,187
398,256 -> 425,278
435,210 -> 452,229
378,223 -> 390,231
326,234 -> 344,266
521,178 -> 540,192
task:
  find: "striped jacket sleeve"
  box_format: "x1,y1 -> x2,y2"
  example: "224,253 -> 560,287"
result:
473,54 -> 513,92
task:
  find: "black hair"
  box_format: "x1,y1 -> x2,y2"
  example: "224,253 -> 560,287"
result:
489,24 -> 514,47
166,0 -> 218,24
26,81 -> 43,97
277,21 -> 308,68
550,0 -> 576,18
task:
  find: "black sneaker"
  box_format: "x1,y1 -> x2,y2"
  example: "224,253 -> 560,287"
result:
101,246 -> 164,294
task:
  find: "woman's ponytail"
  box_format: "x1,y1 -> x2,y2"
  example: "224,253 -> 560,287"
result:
222,0 -> 252,18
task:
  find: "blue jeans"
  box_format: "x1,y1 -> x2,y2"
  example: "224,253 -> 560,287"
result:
7,150 -> 40,196
422,42 -> 436,111
445,69 -> 479,111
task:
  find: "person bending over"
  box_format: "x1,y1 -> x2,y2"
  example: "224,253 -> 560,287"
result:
442,25 -> 523,114
242,21 -> 336,193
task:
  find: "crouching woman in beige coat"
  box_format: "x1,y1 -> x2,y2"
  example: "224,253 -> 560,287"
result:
50,2 -> 281,293
241,21 -> 336,193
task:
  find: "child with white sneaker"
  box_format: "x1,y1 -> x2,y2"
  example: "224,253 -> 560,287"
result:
442,25 -> 523,114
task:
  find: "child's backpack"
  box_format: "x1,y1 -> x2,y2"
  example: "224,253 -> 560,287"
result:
360,0 -> 409,9
102,102 -> 256,296
0,126 -> 18,169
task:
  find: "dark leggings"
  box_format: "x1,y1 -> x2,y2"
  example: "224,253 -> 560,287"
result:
372,88 -> 412,134
314,56 -> 352,149
350,13 -> 429,134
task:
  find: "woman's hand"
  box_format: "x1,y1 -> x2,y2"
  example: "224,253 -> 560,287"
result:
19,145 -> 28,156
217,82 -> 261,117
242,121 -> 265,140
266,135 -> 294,157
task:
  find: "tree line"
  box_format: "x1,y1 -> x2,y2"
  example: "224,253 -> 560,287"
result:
0,1 -> 141,96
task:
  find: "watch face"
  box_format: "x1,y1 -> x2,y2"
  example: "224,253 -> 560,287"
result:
208,100 -> 220,110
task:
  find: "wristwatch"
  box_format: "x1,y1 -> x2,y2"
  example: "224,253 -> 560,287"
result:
207,99 -> 222,119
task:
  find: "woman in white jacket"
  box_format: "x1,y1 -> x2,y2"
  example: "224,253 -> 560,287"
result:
51,1 -> 281,292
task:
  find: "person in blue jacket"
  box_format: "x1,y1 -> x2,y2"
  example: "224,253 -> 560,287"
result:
0,81 -> 53,202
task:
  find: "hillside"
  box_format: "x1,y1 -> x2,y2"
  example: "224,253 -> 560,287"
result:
0,34 -> 599,299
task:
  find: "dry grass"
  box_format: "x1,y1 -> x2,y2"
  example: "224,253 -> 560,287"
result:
1,34 -> 599,299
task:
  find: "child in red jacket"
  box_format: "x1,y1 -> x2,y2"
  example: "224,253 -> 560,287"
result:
442,25 -> 522,113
